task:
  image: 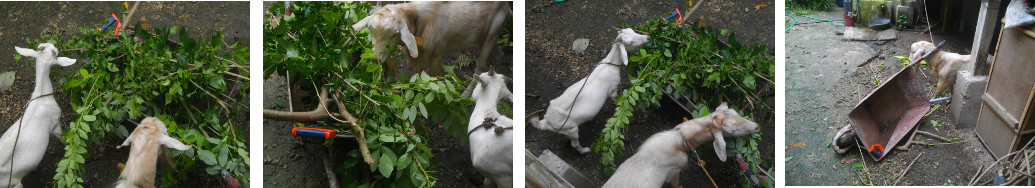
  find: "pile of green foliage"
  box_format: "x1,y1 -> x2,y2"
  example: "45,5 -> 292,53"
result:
591,20 -> 774,187
20,23 -> 250,187
265,2 -> 483,187
788,0 -> 833,14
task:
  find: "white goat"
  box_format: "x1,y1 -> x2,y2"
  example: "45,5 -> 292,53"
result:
529,28 -> 649,154
602,103 -> 760,188
116,117 -> 191,188
0,43 -> 75,188
467,69 -> 513,188
352,2 -> 511,76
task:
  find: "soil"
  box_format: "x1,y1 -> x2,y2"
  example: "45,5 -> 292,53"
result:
784,6 -> 994,186
0,2 -> 249,187
261,2 -> 515,187
525,0 -> 775,187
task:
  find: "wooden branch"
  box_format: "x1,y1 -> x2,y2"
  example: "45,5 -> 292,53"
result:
263,89 -> 332,122
678,0 -> 706,26
893,152 -> 924,186
332,94 -> 374,164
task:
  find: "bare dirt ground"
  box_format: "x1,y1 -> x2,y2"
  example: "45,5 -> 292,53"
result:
0,2 -> 248,187
261,2 -> 514,187
784,6 -> 994,186
525,0 -> 775,187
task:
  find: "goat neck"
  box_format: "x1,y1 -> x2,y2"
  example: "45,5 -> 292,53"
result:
31,57 -> 57,99
599,43 -> 626,66
468,76 -> 508,132
674,115 -> 720,150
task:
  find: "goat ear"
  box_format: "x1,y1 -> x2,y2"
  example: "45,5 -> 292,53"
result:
472,74 -> 485,86
118,135 -> 133,149
398,21 -> 419,58
619,43 -> 628,65
159,135 -> 191,151
56,57 -> 76,66
716,102 -> 729,111
15,46 -> 37,57
712,131 -> 728,162
352,16 -> 371,30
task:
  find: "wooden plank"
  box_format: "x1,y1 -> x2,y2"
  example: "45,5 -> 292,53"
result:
977,103 -> 1018,158
983,93 -> 1021,129
525,150 -> 576,188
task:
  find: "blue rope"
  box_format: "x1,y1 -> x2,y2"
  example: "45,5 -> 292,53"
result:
785,13 -> 845,32
785,14 -> 798,32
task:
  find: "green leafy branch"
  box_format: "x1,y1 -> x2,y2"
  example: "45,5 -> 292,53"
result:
591,20 -> 774,186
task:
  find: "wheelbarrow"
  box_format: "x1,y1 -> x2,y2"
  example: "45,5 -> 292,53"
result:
832,41 -> 946,161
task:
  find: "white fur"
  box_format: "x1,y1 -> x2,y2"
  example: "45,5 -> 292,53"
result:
115,117 -> 190,188
0,43 -> 75,188
529,28 -> 649,154
602,103 -> 760,188
352,2 -> 511,76
468,71 -> 513,188
909,41 -> 972,98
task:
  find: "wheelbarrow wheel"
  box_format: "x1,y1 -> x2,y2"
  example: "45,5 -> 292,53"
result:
832,123 -> 857,154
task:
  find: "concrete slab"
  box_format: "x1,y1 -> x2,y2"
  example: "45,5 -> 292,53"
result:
537,150 -> 594,188
844,26 -> 897,41
951,70 -> 988,129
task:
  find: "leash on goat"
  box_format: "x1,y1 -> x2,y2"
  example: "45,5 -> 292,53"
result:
8,93 -> 53,188
468,117 -> 512,136
689,148 -> 719,188
557,62 -> 621,133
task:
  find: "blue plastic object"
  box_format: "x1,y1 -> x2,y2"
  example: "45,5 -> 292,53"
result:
100,16 -> 117,31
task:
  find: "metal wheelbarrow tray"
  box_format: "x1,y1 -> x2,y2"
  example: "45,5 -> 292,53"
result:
848,41 -> 945,161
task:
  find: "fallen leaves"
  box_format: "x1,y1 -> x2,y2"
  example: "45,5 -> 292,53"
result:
753,1 -> 770,11
787,142 -> 808,148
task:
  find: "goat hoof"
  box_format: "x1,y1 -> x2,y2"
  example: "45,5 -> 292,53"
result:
577,148 -> 591,154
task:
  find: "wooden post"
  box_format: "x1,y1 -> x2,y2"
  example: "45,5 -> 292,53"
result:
969,0 -> 1001,76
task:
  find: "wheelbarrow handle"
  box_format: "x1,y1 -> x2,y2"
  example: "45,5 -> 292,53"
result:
907,40 -> 946,67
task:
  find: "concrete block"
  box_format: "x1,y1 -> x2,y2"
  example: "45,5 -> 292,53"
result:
951,70 -> 988,129
537,150 -> 594,188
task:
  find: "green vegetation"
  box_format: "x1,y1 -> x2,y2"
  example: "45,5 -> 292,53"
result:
22,23 -> 250,187
591,20 -> 774,187
264,2 -> 494,187
787,0 -> 833,14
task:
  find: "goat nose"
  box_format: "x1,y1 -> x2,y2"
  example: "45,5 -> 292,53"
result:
754,126 -> 760,131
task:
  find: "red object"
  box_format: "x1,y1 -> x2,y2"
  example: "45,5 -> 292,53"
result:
844,13 -> 856,26
292,127 -> 337,139
869,144 -> 886,161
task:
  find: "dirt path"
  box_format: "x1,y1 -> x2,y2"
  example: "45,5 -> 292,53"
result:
784,6 -> 993,186
525,0 -> 775,187
0,2 -> 248,187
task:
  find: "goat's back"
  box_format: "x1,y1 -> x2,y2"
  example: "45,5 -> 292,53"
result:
469,116 -> 514,187
603,131 -> 689,188
414,2 -> 509,52
0,97 -> 61,186
542,65 -> 622,129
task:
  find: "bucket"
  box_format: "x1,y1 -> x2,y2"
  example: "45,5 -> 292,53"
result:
844,13 -> 856,26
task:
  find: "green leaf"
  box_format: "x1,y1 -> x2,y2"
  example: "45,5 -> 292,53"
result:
379,149 -> 397,178
82,115 -> 97,122
743,75 -> 756,90
706,72 -> 721,82
785,156 -> 793,161
854,163 -> 863,168
198,150 -> 218,165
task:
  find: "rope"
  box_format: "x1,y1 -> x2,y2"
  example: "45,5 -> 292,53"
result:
785,13 -> 844,33
558,62 -> 620,133
8,93 -> 53,188
690,148 -> 718,188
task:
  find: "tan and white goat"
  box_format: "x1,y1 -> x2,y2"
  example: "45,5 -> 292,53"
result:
602,103 -> 760,188
352,2 -> 511,76
0,43 -> 76,188
467,69 -> 513,188
529,28 -> 649,154
909,41 -> 972,98
116,117 -> 191,188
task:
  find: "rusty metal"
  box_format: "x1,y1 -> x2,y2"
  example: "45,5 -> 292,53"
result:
848,41 -> 944,161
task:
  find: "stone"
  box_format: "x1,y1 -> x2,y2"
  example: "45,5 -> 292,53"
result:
950,70 -> 987,129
